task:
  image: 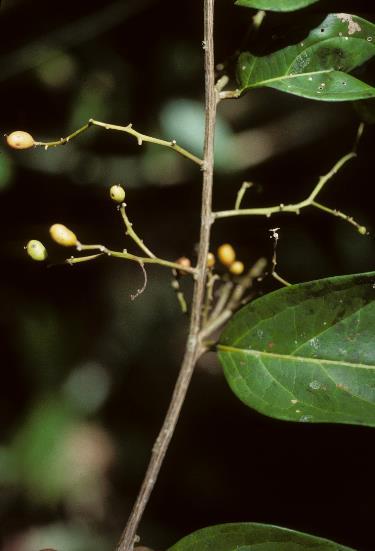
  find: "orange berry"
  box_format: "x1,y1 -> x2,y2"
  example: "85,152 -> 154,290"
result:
175,256 -> 191,275
229,260 -> 245,275
217,243 -> 236,266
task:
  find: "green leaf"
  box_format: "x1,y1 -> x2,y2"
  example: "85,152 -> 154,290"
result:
167,523 -> 356,551
218,272 -> 375,426
235,0 -> 319,12
237,14 -> 375,101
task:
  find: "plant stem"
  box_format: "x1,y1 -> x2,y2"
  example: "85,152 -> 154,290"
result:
34,119 -> 203,167
116,1 -> 216,549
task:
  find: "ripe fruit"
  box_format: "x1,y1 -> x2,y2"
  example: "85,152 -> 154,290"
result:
217,243 -> 235,266
207,252 -> 215,268
26,240 -> 47,261
229,260 -> 245,275
175,256 -> 191,275
110,184 -> 125,203
49,224 -> 78,247
6,130 -> 35,149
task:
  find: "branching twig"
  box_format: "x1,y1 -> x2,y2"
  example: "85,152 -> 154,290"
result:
34,118 -> 203,167
116,1 -> 216,549
200,257 -> 267,340
213,149 -> 367,235
69,243 -> 197,275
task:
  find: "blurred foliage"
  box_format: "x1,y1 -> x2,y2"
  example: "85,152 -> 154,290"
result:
0,1 -> 375,550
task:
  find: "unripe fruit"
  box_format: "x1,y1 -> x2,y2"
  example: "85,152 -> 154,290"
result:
358,225 -> 367,235
207,252 -> 215,268
49,224 -> 78,247
229,260 -> 245,275
26,240 -> 47,261
6,130 -> 35,149
217,243 -> 236,267
110,184 -> 125,203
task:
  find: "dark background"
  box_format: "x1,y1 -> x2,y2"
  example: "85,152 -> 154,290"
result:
0,1 -> 374,550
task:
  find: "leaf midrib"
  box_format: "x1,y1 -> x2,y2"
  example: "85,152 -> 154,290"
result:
218,345 -> 375,370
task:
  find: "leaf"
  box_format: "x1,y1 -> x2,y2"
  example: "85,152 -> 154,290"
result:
235,0 -> 319,12
217,272 -> 375,426
167,523 -> 356,551
236,14 -> 375,101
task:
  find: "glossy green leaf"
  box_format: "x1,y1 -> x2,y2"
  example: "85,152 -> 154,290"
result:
218,272 -> 375,426
235,0 -> 319,12
167,523 -> 356,551
237,14 -> 375,101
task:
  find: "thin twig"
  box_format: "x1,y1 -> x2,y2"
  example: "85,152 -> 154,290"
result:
34,118 -> 203,167
119,204 -> 156,258
131,262 -> 148,301
213,152 -> 357,221
199,257 -> 267,340
235,181 -> 253,210
71,243 -> 197,274
116,1 -> 216,549
171,272 -> 188,314
269,227 -> 291,287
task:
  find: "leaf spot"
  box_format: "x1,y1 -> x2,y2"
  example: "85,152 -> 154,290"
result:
367,37 -> 373,42
291,399 -> 298,404
336,14 -> 362,35
300,415 -> 313,422
309,380 -> 322,390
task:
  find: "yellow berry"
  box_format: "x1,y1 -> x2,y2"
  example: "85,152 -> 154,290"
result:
358,226 -> 367,235
26,240 -> 47,261
110,184 -> 125,203
6,130 -> 35,149
207,252 -> 215,268
217,243 -> 236,267
49,224 -> 78,247
229,260 -> 245,275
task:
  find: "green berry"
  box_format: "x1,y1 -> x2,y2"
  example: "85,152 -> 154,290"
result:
358,226 -> 367,235
26,240 -> 47,261
110,184 -> 125,203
